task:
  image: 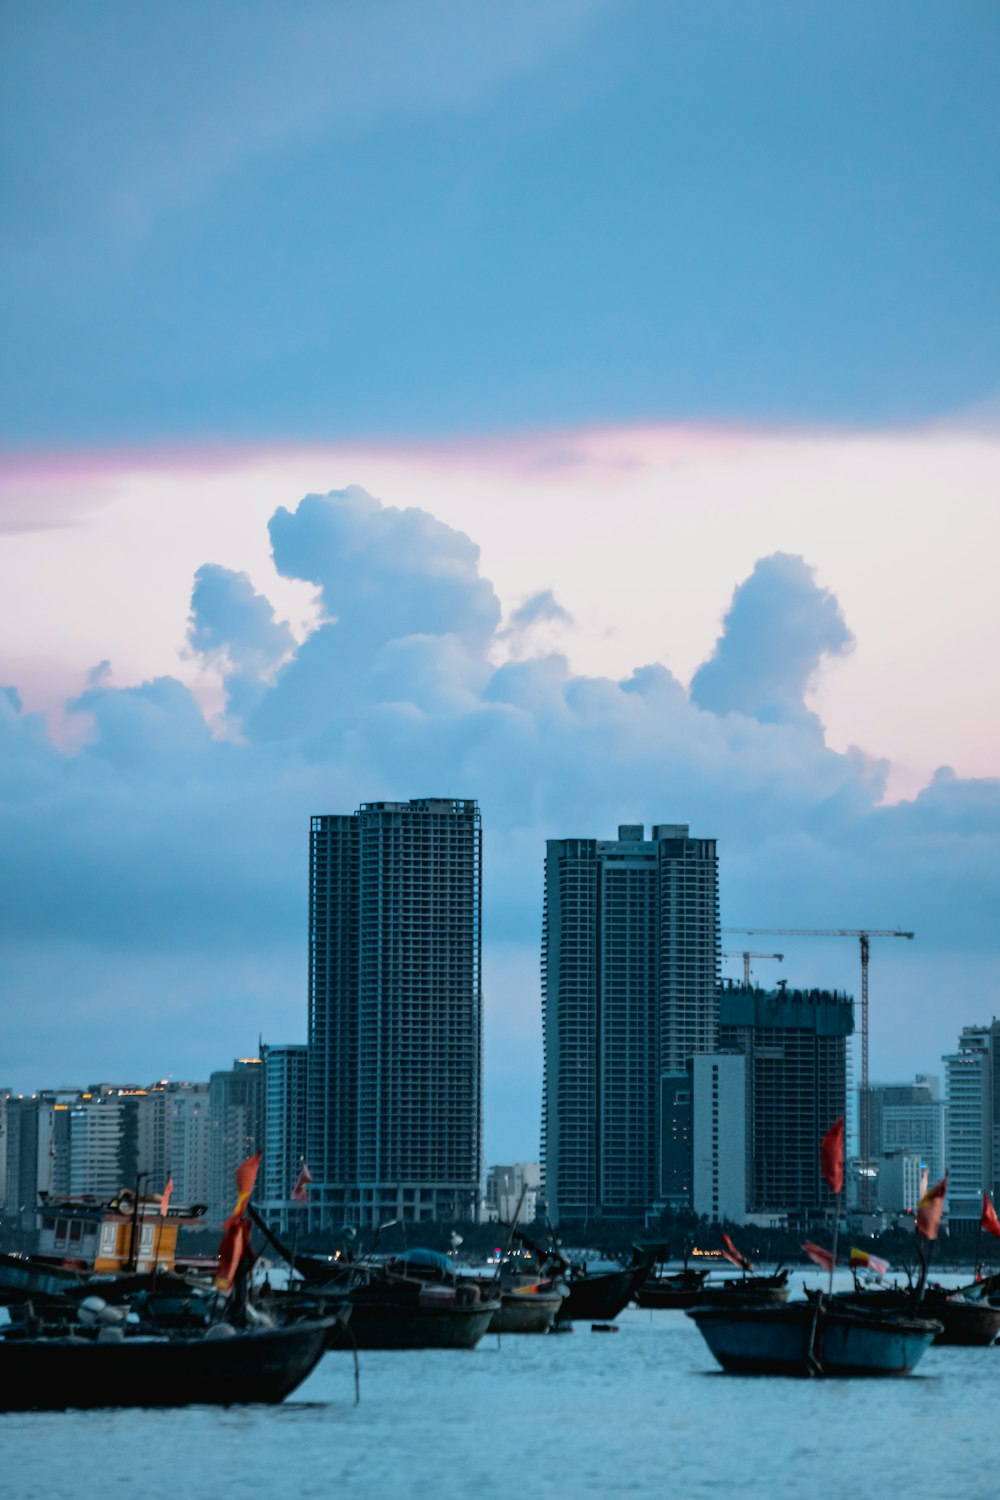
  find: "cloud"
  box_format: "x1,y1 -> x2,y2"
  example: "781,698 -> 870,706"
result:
1,485 -> 997,1155
690,552 -> 854,726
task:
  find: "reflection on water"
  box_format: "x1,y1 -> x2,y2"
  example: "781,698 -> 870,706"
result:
3,1275 -> 997,1500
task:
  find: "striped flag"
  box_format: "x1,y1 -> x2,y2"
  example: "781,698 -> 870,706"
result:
849,1247 -> 889,1277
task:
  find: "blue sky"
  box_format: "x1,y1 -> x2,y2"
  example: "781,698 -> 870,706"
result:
2,4 -> 999,1163
2,1 -> 999,442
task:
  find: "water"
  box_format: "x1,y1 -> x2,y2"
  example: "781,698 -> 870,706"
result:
4,1275 -> 997,1500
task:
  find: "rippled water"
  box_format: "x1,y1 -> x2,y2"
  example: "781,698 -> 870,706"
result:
4,1275 -> 997,1500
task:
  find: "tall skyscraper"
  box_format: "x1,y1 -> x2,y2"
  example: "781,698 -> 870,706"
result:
308,798 -> 483,1229
541,822 -> 719,1224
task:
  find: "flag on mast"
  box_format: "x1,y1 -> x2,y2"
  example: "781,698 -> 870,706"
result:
720,1232 -> 754,1272
215,1151 -> 262,1291
849,1247 -> 889,1277
291,1162 -> 313,1204
916,1172 -> 948,1241
802,1241 -> 836,1273
982,1191 -> 1000,1241
159,1175 -> 173,1217
820,1117 -> 844,1196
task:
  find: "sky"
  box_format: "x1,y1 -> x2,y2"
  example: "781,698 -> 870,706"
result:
2,2 -> 999,1162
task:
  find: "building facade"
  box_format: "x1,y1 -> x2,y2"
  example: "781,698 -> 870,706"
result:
944,1022 -> 1000,1230
866,1075 -> 946,1203
541,822 -> 719,1224
718,984 -> 853,1224
308,798 -> 483,1229
207,1059 -> 263,1227
691,1052 -> 747,1225
260,1043 -> 309,1234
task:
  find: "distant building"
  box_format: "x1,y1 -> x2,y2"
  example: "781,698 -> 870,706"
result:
878,1151 -> 925,1216
260,1043 -> 309,1235
718,983 -> 853,1224
691,1053 -> 747,1225
944,1021 -> 1000,1231
866,1075 -> 946,1207
542,822 -> 719,1225
484,1163 -> 540,1224
138,1082 -> 211,1210
208,1059 -> 263,1227
308,798 -> 483,1229
67,1086 -> 145,1199
3,1092 -> 75,1230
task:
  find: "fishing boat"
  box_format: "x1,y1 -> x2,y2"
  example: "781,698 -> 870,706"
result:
488,1280 -> 567,1334
687,1296 -> 942,1377
699,1268 -> 791,1307
831,1277 -> 1000,1347
634,1265 -> 709,1311
0,1317 -> 336,1410
556,1255 -> 654,1323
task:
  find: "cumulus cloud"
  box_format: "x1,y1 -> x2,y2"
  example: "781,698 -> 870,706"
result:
1,486 -> 997,1153
690,552 -> 854,725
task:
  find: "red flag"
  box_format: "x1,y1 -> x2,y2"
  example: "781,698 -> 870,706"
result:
720,1232 -> 753,1272
821,1116 -> 844,1196
802,1241 -> 836,1273
982,1192 -> 1000,1241
229,1151 -> 262,1220
159,1175 -> 173,1217
916,1172 -> 948,1241
291,1162 -> 313,1204
215,1216 -> 251,1291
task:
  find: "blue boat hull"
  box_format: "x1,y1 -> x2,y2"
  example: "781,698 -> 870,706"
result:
687,1300 -> 941,1377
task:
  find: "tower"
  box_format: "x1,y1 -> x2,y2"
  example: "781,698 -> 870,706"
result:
308,798 -> 482,1229
541,822 -> 719,1224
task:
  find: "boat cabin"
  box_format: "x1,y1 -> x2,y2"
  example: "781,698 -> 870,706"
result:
36,1194 -> 207,1274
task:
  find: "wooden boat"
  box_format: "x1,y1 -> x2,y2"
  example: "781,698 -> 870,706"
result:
832,1279 -> 1000,1347
634,1267 -> 709,1311
687,1297 -> 941,1377
344,1272 -> 499,1349
699,1268 -> 790,1307
488,1282 -> 566,1334
0,1317 -> 336,1410
557,1257 -> 654,1323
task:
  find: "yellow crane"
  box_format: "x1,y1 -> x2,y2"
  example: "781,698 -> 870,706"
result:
721,950 -> 784,987
721,926 -> 915,1211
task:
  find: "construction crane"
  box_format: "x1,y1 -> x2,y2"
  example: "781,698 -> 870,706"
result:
721,950 -> 784,987
721,927 -> 915,1211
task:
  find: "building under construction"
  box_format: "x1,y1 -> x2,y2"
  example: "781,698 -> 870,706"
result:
718,983 -> 854,1224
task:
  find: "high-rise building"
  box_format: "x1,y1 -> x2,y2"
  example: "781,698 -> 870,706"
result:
67,1086 -> 144,1199
866,1075 -> 946,1200
541,822 -> 719,1224
138,1082 -> 211,1209
944,1021 -> 1000,1231
308,798 -> 483,1229
207,1059 -> 263,1227
718,984 -> 853,1224
260,1043 -> 309,1234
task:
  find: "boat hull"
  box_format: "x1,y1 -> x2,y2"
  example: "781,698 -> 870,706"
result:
344,1298 -> 499,1350
489,1290 -> 565,1335
0,1319 -> 334,1410
687,1302 -> 941,1377
558,1263 -> 652,1323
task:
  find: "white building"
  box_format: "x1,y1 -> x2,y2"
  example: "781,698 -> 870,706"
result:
944,1023 -> 999,1230
484,1163 -> 540,1224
